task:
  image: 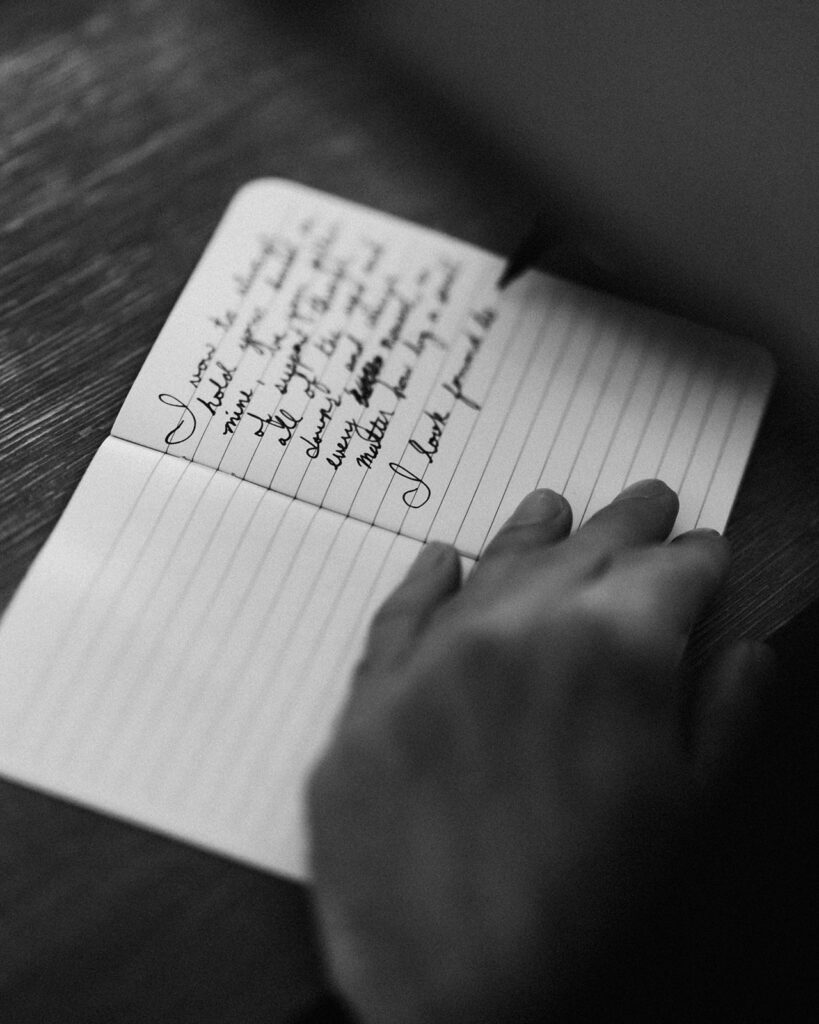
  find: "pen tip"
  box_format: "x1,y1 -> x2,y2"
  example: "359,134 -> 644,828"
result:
498,217 -> 551,292
496,264 -> 515,291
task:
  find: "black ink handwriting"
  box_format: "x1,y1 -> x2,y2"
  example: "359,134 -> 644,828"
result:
223,388 -> 254,435
248,408 -> 302,446
188,344 -> 217,389
404,328 -> 446,358
343,334 -> 364,373
209,309 -> 237,331
436,259 -> 460,304
379,296 -> 414,351
355,410 -> 393,470
409,409 -> 449,464
196,361 -> 236,416
442,334 -> 482,411
348,355 -> 384,408
301,396 -> 341,459
159,394 -> 197,446
389,461 -> 431,508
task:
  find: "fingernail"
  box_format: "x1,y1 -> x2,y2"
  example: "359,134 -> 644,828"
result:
410,540 -> 454,574
681,527 -> 722,539
514,488 -> 568,522
614,479 -> 671,501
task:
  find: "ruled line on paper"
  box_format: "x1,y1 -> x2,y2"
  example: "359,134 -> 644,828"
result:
0,180 -> 776,881
110,179 -> 775,558
370,273 -> 536,546
313,259 -> 497,530
8,450 -> 168,745
574,332 -> 648,526
143,496 -> 341,809
0,436 -> 431,868
432,285 -> 565,544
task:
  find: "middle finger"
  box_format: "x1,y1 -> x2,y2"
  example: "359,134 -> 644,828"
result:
573,479 -> 678,558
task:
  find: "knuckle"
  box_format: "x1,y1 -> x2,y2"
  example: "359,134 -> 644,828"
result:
443,616 -> 531,700
581,550 -> 614,581
449,616 -> 517,664
569,584 -> 662,659
557,591 -> 674,710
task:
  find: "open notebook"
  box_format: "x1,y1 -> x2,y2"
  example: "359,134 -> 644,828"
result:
0,180 -> 774,879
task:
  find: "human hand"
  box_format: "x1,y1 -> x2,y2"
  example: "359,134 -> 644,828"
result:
308,481 -> 774,1023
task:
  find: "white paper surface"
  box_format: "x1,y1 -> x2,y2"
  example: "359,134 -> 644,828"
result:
0,437 -> 429,876
0,179 -> 775,878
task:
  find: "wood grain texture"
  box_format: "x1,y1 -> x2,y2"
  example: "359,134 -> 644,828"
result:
0,0 -> 817,1019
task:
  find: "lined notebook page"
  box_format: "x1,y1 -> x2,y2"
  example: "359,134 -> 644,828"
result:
113,179 -> 775,552
0,437 -> 438,877
0,179 -> 775,879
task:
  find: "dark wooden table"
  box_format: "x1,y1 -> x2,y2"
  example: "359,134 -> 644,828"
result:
2,1 -> 818,1020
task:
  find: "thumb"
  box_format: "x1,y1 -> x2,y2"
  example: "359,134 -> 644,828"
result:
692,639 -> 776,791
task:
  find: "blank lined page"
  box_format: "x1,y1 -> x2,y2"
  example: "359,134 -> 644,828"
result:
112,179 -> 775,557
0,436 -> 436,878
